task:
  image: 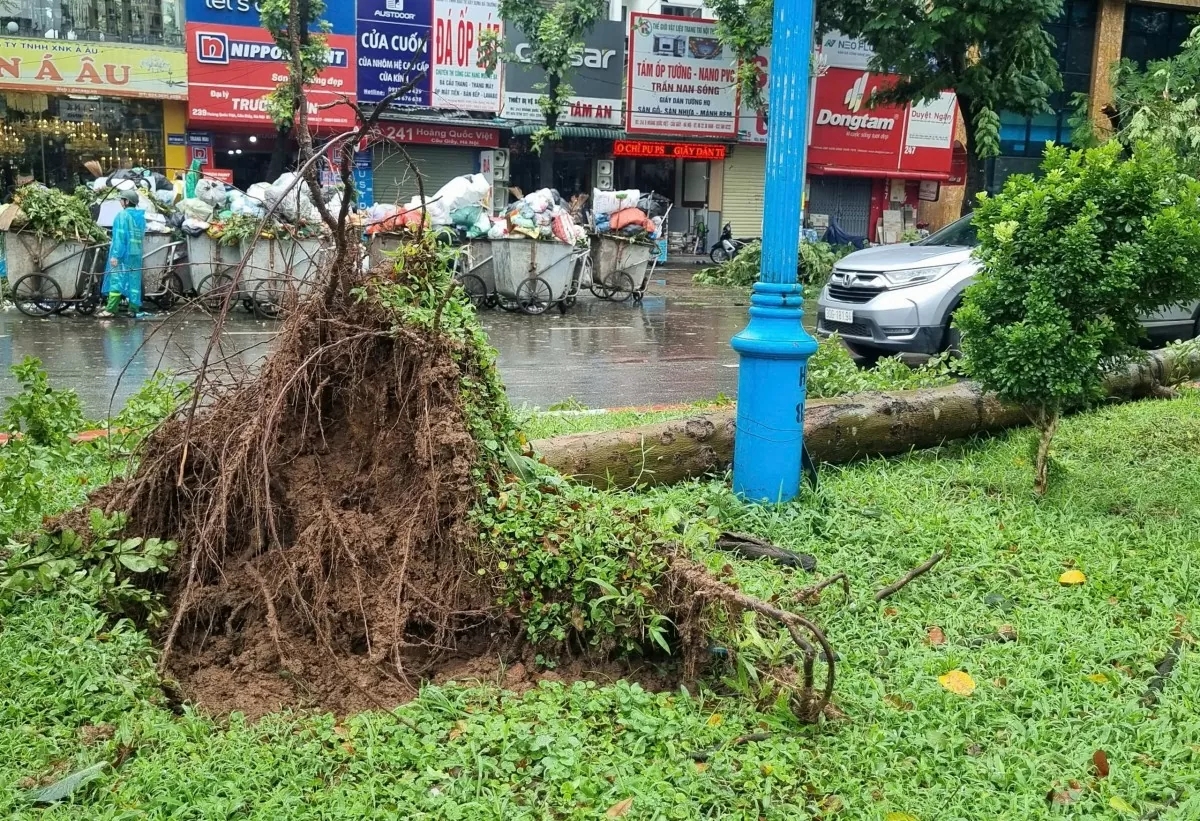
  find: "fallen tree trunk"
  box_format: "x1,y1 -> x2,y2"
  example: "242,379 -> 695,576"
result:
536,347 -> 1200,488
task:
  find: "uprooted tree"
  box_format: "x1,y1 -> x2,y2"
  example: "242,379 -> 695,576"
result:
956,142 -> 1200,494
61,0 -> 834,719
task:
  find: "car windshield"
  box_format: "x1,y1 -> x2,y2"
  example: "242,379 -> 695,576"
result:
917,215 -> 978,248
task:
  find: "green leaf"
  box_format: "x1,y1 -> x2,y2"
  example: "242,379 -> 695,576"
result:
27,762 -> 108,805
118,554 -> 157,573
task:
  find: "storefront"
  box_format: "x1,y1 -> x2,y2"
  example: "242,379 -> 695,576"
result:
183,0 -> 357,184
721,36 -> 959,241
368,121 -> 499,205
0,38 -> 186,193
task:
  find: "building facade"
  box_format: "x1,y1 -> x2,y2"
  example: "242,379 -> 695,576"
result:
0,0 -> 187,193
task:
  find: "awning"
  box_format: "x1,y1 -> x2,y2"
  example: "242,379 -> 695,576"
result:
509,124 -> 627,139
809,165 -> 952,182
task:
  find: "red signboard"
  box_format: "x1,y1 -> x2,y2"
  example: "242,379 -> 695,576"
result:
613,140 -> 727,160
807,68 -> 957,178
186,22 -> 356,130
369,122 -> 500,149
201,168 -> 234,184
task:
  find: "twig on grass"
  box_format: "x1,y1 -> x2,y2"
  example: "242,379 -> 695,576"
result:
792,571 -> 849,603
874,552 -> 945,602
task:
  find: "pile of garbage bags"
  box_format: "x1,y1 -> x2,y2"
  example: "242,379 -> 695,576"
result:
89,168 -> 336,240
591,188 -> 667,241
364,174 -> 586,245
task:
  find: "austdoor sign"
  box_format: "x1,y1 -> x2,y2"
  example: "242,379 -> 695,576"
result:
356,0 -> 434,107
502,20 -> 624,126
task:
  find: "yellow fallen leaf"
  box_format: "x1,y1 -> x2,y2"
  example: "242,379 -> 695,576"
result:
707,713 -> 723,727
1109,796 -> 1136,814
885,813 -> 920,821
606,797 -> 634,818
760,763 -> 774,776
1087,673 -> 1109,684
694,762 -> 708,772
938,670 -> 977,696
1059,569 -> 1087,585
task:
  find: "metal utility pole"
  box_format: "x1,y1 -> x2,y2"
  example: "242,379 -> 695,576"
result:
730,0 -> 819,502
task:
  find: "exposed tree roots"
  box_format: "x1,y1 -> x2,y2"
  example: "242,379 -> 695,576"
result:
65,242 -> 835,720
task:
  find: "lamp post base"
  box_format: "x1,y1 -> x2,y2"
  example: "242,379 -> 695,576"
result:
730,281 -> 819,503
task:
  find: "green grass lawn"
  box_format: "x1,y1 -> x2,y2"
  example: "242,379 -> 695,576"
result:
4,393 -> 1200,818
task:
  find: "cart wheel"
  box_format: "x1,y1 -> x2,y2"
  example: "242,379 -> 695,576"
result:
12,274 -> 62,317
252,279 -> 290,319
608,272 -> 636,303
197,273 -> 236,314
517,277 -> 553,315
590,277 -> 614,300
74,297 -> 99,316
459,273 -> 488,309
150,272 -> 185,310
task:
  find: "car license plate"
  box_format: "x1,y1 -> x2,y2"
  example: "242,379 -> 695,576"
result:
825,308 -> 854,324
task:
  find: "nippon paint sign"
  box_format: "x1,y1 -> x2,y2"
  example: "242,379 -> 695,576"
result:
501,20 -> 625,126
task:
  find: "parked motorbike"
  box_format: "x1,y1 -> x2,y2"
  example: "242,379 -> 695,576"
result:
709,223 -> 758,263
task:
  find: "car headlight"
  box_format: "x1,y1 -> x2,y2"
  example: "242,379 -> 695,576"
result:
881,264 -> 956,287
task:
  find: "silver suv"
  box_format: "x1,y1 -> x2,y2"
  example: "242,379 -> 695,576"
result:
816,214 -> 1200,360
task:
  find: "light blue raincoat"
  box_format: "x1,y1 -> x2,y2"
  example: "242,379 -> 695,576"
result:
102,207 -> 146,308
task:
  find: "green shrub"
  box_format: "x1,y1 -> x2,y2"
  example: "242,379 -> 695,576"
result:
807,333 -> 956,399
956,142 -> 1200,493
693,241 -> 851,289
3,358 -> 86,447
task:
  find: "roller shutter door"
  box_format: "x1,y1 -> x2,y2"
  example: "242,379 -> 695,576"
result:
371,143 -> 478,205
807,176 -> 873,237
721,145 -> 766,237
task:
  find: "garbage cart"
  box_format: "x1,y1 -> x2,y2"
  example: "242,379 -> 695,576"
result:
589,235 -> 657,303
492,238 -> 581,315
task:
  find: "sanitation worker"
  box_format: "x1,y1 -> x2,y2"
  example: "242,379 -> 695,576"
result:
97,188 -> 147,318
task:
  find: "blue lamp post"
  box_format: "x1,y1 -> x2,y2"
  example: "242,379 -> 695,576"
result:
730,0 -> 819,503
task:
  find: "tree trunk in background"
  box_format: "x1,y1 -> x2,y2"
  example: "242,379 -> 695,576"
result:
267,123 -> 291,180
535,347 -> 1200,489
539,142 -> 557,191
959,97 -> 987,217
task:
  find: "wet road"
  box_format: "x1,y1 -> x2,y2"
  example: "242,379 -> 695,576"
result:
0,271 -> 818,416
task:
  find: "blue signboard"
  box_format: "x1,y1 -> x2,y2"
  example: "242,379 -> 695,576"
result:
168,133 -> 187,146
353,151 -> 374,204
355,0 -> 432,108
185,0 -> 355,37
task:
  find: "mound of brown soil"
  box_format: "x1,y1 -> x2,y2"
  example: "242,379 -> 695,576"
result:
97,252 -> 506,716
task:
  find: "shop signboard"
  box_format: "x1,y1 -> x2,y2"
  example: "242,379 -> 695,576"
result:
186,20 -> 357,128
613,140 -> 726,160
0,38 -> 187,100
369,121 -> 499,147
502,20 -> 624,126
187,0 -> 355,36
429,0 -> 501,112
356,0 -> 434,108
625,13 -> 738,138
818,30 -> 876,71
807,68 -> 956,176
357,0 -> 500,113
353,151 -> 374,203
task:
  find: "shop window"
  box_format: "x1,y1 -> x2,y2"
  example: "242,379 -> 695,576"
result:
0,0 -> 183,47
997,0 -> 1096,158
661,5 -> 703,18
682,160 -> 708,208
0,94 -> 164,193
631,159 -> 675,203
1122,5 -> 1194,68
